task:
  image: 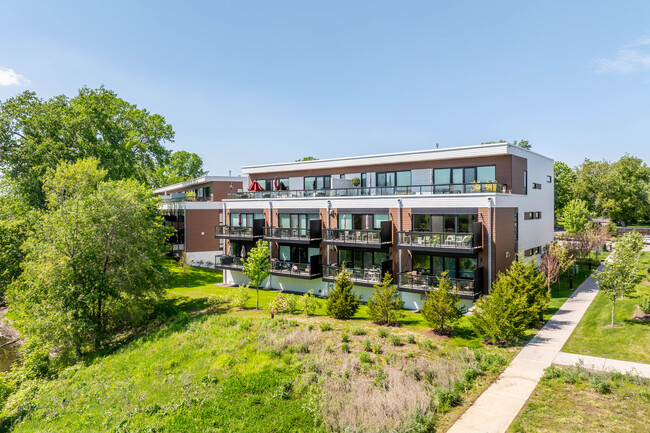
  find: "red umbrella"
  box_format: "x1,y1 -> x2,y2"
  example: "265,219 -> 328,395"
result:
238,213 -> 242,226
248,180 -> 263,191
274,176 -> 278,191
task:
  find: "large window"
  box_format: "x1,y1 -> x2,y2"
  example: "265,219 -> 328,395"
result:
304,176 -> 330,190
230,212 -> 264,227
377,171 -> 411,187
279,245 -> 320,264
258,178 -> 289,191
338,249 -> 388,269
412,254 -> 477,279
434,165 -> 496,185
412,213 -> 477,233
338,213 -> 389,230
278,213 -> 319,228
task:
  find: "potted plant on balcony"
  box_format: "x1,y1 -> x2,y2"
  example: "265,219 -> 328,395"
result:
351,177 -> 361,187
432,235 -> 440,246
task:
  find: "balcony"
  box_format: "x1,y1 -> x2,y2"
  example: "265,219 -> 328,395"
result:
322,221 -> 392,248
214,219 -> 265,241
264,219 -> 322,244
270,255 -> 323,279
398,222 -> 483,253
397,270 -> 483,300
226,182 -> 506,199
214,255 -> 245,271
322,260 -> 393,287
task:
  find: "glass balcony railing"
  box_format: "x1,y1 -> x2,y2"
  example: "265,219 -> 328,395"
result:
270,260 -> 322,277
214,225 -> 264,239
323,265 -> 383,285
214,255 -> 245,269
324,228 -> 384,245
226,182 -> 506,199
397,273 -> 481,299
398,231 -> 476,249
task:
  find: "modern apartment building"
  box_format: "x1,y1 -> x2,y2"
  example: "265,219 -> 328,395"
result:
154,175 -> 245,264
215,142 -> 554,310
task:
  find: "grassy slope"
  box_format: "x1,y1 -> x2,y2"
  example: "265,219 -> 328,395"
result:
3,264 -> 519,432
562,252 -> 650,364
509,366 -> 650,433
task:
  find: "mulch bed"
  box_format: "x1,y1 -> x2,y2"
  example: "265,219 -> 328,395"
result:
632,306 -> 650,321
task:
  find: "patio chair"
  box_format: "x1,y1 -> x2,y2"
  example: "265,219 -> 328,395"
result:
445,235 -> 456,246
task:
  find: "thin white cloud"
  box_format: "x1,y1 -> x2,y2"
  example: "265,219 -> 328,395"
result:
593,35 -> 650,74
0,67 -> 30,86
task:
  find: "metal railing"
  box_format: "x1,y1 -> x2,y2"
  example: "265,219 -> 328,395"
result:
264,227 -> 311,240
323,228 -> 385,245
226,182 -> 505,199
270,261 -> 320,277
323,265 -> 383,284
397,273 -> 478,297
398,231 -> 474,249
214,225 -> 255,238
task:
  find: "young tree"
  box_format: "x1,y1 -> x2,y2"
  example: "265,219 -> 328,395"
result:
7,158 -> 171,357
421,272 -> 463,334
367,273 -> 404,325
540,243 -> 571,294
242,239 -> 270,310
508,257 -> 549,325
469,273 -> 529,344
326,267 -> 361,320
563,199 -> 590,235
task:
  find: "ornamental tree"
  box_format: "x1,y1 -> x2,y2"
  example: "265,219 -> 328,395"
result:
242,239 -> 270,310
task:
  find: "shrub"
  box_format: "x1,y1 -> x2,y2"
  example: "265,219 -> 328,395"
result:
389,335 -> 402,346
350,326 -> 366,336
319,321 -> 332,332
229,284 -> 251,309
362,339 -> 372,351
639,294 -> 650,314
589,375 -> 611,394
421,272 -> 463,334
298,290 -> 320,316
406,334 -> 416,344
367,273 -> 404,324
359,352 -> 372,364
377,328 -> 390,338
307,323 -> 314,331
341,343 -> 350,353
372,343 -> 382,354
418,339 -> 436,351
269,292 -> 297,314
340,332 -> 350,343
435,388 -> 461,413
326,267 -> 361,319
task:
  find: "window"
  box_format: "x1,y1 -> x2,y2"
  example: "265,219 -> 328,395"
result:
433,168 -> 450,185
523,170 -> 528,194
532,182 -> 541,190
361,173 -> 368,187
457,214 -> 478,233
412,213 -> 478,233
414,255 -> 476,279
377,171 -> 411,187
279,245 -> 319,263
524,246 -> 542,257
338,249 -> 387,269
434,165 -> 496,187
476,166 -> 496,183
524,212 -> 542,220
277,213 -> 319,229
304,176 -> 330,190
547,175 -> 552,183
338,213 -> 387,230
230,212 -> 264,227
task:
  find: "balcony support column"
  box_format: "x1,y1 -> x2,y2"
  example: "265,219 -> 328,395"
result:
487,197 -> 493,293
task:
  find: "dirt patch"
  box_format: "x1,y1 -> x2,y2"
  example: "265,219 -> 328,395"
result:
0,307 -> 21,341
602,324 -> 624,329
643,279 -> 649,286
632,306 -> 650,321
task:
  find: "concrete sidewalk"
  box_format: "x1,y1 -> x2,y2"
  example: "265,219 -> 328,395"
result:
554,352 -> 650,378
446,268 -> 602,433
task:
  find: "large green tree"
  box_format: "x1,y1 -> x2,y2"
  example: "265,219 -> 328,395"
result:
553,161 -> 576,218
149,150 -> 207,187
242,239 -> 271,310
563,199 -> 591,235
0,86 -> 175,207
8,158 -> 171,358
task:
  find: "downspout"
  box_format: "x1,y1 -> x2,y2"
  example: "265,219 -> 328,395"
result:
487,197 -> 493,292
268,200 -> 273,289
397,198 -> 402,274
326,200 -> 332,266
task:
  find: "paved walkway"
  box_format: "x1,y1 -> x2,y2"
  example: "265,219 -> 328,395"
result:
447,268 -> 602,433
553,352 -> 650,378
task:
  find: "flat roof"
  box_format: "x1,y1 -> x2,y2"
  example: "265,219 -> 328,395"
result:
241,142 -> 553,174
153,175 -> 245,194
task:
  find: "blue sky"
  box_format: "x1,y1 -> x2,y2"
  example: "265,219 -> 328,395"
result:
2,1 -> 650,174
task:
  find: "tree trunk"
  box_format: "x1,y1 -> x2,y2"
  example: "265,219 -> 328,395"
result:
611,299 -> 615,328
95,296 -> 103,351
256,287 -> 259,310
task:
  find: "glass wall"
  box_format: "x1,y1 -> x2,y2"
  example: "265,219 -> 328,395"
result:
230,212 -> 264,227
304,176 -> 331,190
338,249 -> 388,269
277,213 -> 319,228
434,165 -> 496,185
377,171 -> 411,187
411,214 -> 477,233
412,254 -> 477,279
278,245 -> 320,264
338,213 -> 389,230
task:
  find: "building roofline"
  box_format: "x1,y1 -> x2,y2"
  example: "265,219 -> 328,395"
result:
153,175 -> 245,194
241,143 -> 553,174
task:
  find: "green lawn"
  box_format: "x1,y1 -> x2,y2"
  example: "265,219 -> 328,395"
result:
509,365 -> 650,433
562,252 -> 650,364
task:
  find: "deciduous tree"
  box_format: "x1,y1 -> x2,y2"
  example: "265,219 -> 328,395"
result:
563,199 -> 590,235
242,239 -> 271,310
